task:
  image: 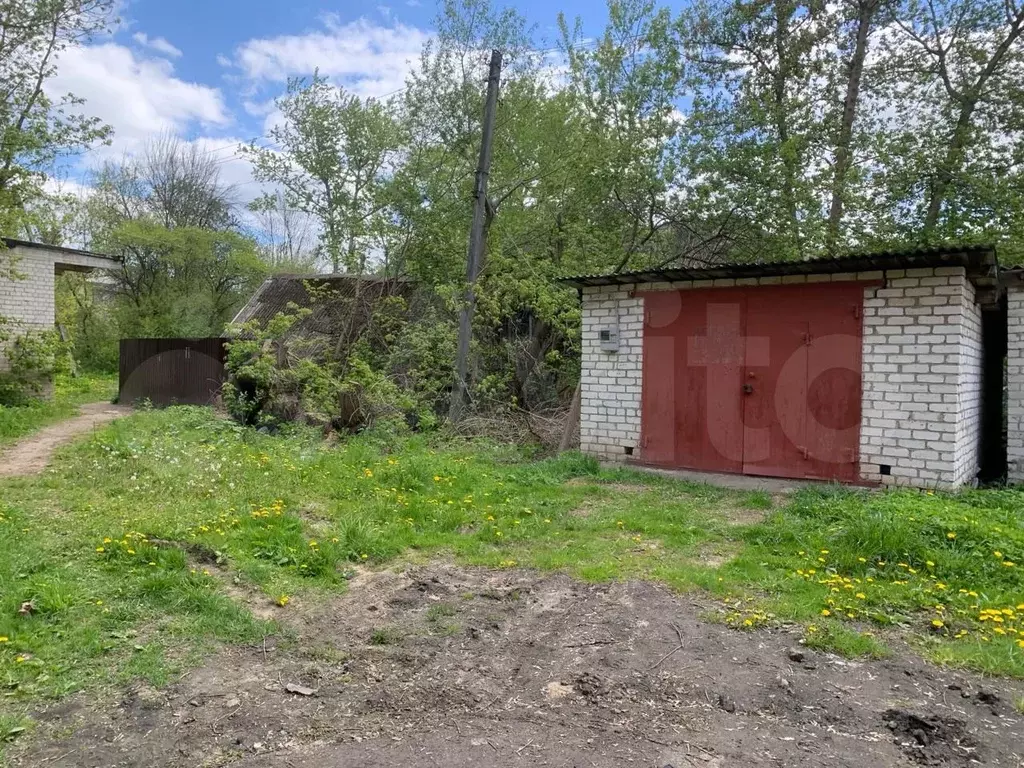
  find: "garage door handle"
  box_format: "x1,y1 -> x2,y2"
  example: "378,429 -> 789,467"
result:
742,383 -> 754,394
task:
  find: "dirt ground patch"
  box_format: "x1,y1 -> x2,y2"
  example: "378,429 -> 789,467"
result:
0,402 -> 130,477
9,564 -> 1023,767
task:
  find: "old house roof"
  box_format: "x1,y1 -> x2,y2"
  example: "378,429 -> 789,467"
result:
232,273 -> 413,336
560,244 -> 999,290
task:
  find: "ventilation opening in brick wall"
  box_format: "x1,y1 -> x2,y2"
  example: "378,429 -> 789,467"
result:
879,464 -> 892,476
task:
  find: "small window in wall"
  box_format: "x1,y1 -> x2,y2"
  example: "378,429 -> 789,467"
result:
624,446 -> 634,456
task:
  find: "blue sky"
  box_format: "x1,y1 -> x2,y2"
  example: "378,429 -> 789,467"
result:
48,0 -> 664,201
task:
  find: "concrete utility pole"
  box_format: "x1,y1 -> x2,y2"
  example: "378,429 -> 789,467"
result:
449,48 -> 502,422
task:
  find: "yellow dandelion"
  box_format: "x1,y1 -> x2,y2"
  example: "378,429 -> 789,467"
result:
0,636 -> 8,643
994,551 -> 1003,558
821,609 -> 831,616
926,561 -> 935,567
946,532 -> 956,539
96,547 -> 105,553
1003,561 -> 1016,567
855,592 -> 866,599
931,619 -> 944,628
276,595 -> 290,607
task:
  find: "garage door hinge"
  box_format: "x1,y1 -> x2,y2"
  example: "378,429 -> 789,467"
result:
802,332 -> 811,346
800,447 -> 809,459
853,305 -> 862,319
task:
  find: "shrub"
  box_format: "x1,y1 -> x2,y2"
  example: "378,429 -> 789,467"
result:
0,328 -> 72,405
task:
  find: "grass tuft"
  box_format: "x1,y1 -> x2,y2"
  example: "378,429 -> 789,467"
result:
802,622 -> 890,659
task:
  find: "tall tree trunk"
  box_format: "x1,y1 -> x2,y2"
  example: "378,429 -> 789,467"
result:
826,0 -> 878,253
922,104 -> 975,236
772,0 -> 802,257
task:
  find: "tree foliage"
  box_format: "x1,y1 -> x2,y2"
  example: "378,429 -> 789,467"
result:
11,0 -> 1024,416
0,0 -> 112,236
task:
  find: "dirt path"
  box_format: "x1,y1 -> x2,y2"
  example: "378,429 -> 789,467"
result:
0,402 -> 131,477
10,564 -> 1023,767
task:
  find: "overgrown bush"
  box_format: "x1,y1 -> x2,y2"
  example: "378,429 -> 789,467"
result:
0,328 -> 72,405
223,286 -> 456,434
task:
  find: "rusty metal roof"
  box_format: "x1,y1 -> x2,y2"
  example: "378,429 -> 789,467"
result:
232,274 -> 413,332
559,244 -> 999,288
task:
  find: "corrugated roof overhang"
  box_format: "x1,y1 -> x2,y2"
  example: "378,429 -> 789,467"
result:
559,244 -> 999,291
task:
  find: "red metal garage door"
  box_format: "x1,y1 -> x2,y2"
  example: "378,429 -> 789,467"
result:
639,284 -> 863,482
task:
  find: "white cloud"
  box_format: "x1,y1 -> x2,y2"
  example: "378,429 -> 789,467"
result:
49,43 -> 229,157
225,15 -> 430,98
132,32 -> 182,58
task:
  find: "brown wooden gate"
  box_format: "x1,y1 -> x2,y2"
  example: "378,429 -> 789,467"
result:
639,284 -> 864,482
119,338 -> 228,406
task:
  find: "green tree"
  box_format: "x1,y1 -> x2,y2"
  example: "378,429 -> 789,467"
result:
885,0 -> 1024,242
243,75 -> 404,274
0,0 -> 112,237
104,221 -> 267,337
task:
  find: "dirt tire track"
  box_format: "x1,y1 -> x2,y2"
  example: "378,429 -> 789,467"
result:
11,564 -> 1024,768
0,402 -> 131,477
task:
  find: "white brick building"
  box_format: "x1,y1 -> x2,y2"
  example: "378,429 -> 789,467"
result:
566,246 -> 1005,490
1008,272 -> 1024,484
0,239 -> 117,372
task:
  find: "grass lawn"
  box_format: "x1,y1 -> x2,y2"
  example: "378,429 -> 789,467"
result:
1,406 -> 1022,751
0,373 -> 118,447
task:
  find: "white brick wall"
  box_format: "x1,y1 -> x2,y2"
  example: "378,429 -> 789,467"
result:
1009,283 -> 1024,484
955,280 -> 983,487
579,286 -> 643,459
859,268 -> 982,490
0,246 -> 58,372
578,268 -> 985,489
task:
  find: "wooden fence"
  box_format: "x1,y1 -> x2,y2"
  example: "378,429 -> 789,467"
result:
119,338 -> 228,406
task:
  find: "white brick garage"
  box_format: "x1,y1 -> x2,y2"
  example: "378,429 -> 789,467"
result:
567,246 -> 1001,490
1009,273 -> 1024,484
